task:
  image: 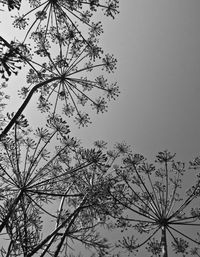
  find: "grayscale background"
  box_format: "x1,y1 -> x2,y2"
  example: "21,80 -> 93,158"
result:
1,1 -> 200,256
75,0 -> 200,164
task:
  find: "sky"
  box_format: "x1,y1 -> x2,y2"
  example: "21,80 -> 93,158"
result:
70,0 -> 200,164
1,1 -> 200,256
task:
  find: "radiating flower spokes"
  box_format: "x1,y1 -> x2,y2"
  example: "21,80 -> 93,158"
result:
10,0 -> 119,45
0,28 -> 118,131
0,37 -> 23,81
12,29 -> 118,127
0,5 -> 119,134
109,151 -> 200,257
0,123 -> 126,256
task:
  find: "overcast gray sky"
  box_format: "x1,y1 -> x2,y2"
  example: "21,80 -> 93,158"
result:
70,0 -> 200,164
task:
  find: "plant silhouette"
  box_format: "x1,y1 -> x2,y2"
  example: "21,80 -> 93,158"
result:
109,150 -> 200,257
0,1 -> 200,257
0,1 -> 121,256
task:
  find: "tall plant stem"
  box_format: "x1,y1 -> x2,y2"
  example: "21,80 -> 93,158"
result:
0,76 -> 61,140
27,197 -> 88,257
161,226 -> 168,257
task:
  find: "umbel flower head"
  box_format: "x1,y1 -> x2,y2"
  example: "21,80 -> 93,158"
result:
11,0 -> 119,43
15,24 -> 119,127
0,36 -> 33,81
0,0 -> 22,11
0,1 -> 119,128
0,0 -> 119,132
110,150 -> 200,257
0,37 -> 22,81
0,119 -> 119,256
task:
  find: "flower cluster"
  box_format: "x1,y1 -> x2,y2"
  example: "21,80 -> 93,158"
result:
111,151 -> 200,256
10,0 -> 119,47
16,28 -> 119,126
0,122 -> 122,255
0,38 -> 22,81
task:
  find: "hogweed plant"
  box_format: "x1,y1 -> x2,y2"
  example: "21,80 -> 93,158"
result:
1,1 -> 200,257
0,1 -> 122,256
10,0 -> 119,43
109,150 -> 200,257
0,30 -> 118,136
0,114 -> 126,256
0,0 -> 119,138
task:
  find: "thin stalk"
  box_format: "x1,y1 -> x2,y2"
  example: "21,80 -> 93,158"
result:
20,198 -> 28,257
161,175 -> 165,215
3,143 -> 18,181
66,50 -> 88,75
40,187 -> 72,257
169,221 -> 200,226
168,180 -> 200,220
52,81 -> 61,116
43,4 -> 52,44
29,160 -> 93,189
165,161 -> 169,213
25,130 -> 57,182
64,81 -> 80,115
26,189 -> 83,198
22,145 -> 30,182
123,177 -> 158,219
132,225 -> 161,250
27,143 -> 70,185
61,3 -> 92,28
0,190 -> 23,233
79,1 -> 119,14
108,212 -> 157,224
160,226 -> 168,257
5,240 -> 13,257
170,214 -> 200,223
109,191 -> 156,221
14,124 -> 21,185
67,79 -> 98,106
53,4 -> 63,61
147,173 -> 162,216
27,197 -> 88,257
24,138 -> 42,183
133,164 -> 161,217
58,5 -> 90,47
21,1 -> 48,18
168,224 -> 200,245
54,205 -> 82,256
0,76 -> 61,140
67,63 -> 106,77
0,163 -> 17,186
165,172 -> 180,217
25,193 -> 57,219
